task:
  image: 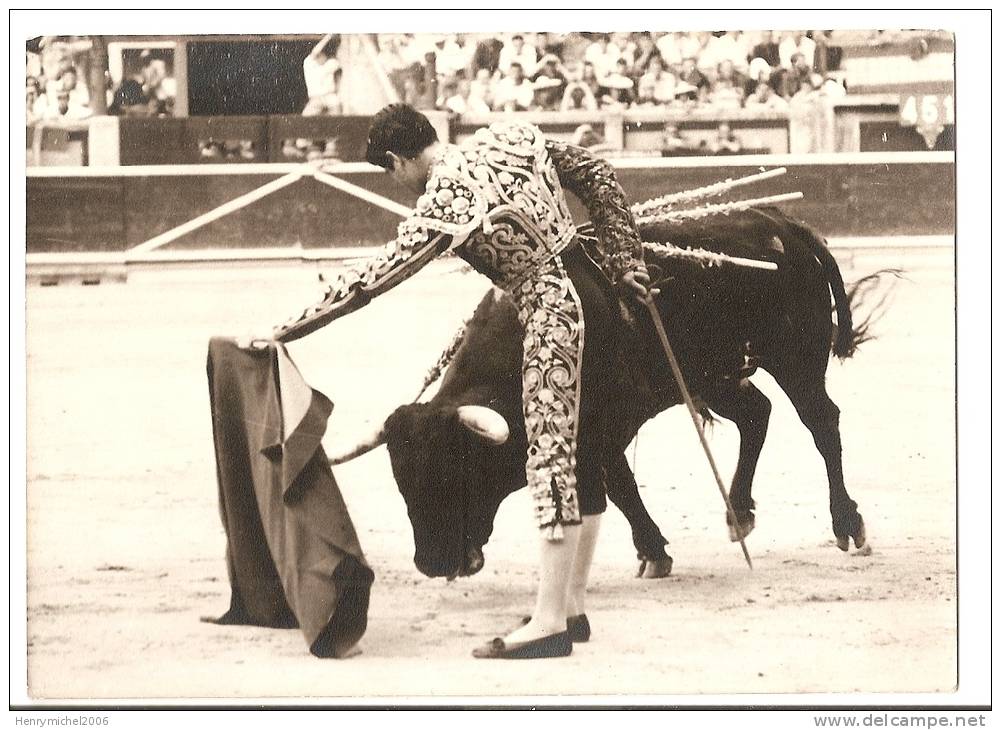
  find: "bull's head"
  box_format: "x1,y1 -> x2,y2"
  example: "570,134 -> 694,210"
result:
330,402 -> 526,580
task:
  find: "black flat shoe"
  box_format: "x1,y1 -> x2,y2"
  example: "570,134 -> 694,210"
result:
520,614 -> 591,643
566,614 -> 591,643
472,631 -> 573,659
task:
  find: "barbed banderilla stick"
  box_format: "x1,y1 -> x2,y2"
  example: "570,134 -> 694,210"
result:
641,296 -> 753,569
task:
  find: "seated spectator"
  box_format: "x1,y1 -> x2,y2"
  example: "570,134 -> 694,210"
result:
610,32 -> 637,70
140,51 -> 177,116
819,73 -> 847,98
570,124 -> 617,153
56,66 -> 89,109
636,56 -> 677,105
471,34 -> 504,76
631,32 -> 659,75
676,57 -> 710,101
659,124 -> 691,155
560,82 -> 598,111
108,78 -> 149,116
654,32 -> 683,68
714,59 -> 746,92
708,77 -> 744,110
532,54 -> 567,110
743,56 -> 775,97
779,31 -> 816,70
745,81 -> 789,110
779,52 -> 814,98
499,34 -> 537,77
493,62 -> 534,111
302,33 -> 343,115
435,33 -> 472,77
466,67 -> 496,113
584,34 -> 621,78
598,66 -> 634,109
437,73 -> 468,114
707,122 -> 742,154
44,89 -> 91,121
580,61 -> 603,98
705,31 -> 750,73
537,32 -> 568,62
750,30 -> 781,68
26,77 -> 47,124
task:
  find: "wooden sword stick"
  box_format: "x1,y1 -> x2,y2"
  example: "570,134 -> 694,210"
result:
642,296 -> 753,569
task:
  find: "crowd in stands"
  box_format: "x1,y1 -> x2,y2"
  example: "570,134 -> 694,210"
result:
376,31 -> 852,115
26,36 -> 176,126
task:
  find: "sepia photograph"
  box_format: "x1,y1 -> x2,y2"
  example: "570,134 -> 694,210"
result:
11,8 -> 989,714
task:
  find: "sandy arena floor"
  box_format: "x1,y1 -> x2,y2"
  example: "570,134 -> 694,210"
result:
23,250 -> 958,701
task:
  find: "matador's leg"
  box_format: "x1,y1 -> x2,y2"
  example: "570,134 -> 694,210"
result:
517,267 -> 586,539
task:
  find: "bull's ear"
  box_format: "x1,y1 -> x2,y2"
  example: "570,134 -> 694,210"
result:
456,405 -> 510,445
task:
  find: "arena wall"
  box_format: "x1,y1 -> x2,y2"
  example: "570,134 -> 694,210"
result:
26,152 -> 955,256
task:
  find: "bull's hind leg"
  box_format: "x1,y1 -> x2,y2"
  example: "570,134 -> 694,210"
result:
769,365 -> 868,553
703,379 -> 772,542
605,450 -> 673,578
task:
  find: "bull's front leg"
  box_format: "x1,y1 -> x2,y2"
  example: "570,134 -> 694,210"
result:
604,450 -> 673,578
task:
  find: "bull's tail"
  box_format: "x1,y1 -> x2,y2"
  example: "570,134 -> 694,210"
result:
784,218 -> 901,360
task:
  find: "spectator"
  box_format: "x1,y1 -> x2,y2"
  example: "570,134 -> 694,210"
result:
437,74 -> 468,114
599,64 -> 634,109
108,78 -> 149,116
780,52 -> 814,98
779,31 -> 816,70
56,66 -> 89,109
560,81 -> 598,111
743,56 -> 775,97
569,123 -> 617,153
707,122 -> 742,154
745,81 -> 789,110
636,55 -> 677,105
584,34 -> 621,78
26,77 -> 47,124
676,57 -> 710,101
137,51 -> 176,115
708,76 -> 744,110
655,32 -> 684,68
750,30 -> 781,68
560,64 -> 598,110
580,61 -> 603,98
493,62 -> 534,111
819,73 -> 847,98
537,31 -> 567,61
532,54 -> 567,110
705,31 -> 750,73
466,67 -> 496,113
435,34 -> 472,78
302,33 -> 343,115
44,89 -> 91,121
499,34 -> 537,77
471,34 -> 504,76
631,32 -> 659,75
660,124 -> 690,155
610,32 -> 637,70
715,59 -> 746,91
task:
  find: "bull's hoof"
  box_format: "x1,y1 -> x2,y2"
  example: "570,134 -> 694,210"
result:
636,555 -> 673,579
727,510 -> 755,542
834,513 -> 866,553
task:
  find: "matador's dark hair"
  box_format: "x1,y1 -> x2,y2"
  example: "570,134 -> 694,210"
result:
365,104 -> 439,170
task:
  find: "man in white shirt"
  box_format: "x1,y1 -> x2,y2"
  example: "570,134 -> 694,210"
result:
584,34 -> 622,78
493,62 -> 535,111
779,31 -> 816,71
498,34 -> 538,77
302,33 -> 343,116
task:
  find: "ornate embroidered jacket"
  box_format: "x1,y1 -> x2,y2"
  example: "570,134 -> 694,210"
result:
273,120 -> 645,534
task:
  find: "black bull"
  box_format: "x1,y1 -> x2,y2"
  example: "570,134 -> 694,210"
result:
378,208 -> 888,579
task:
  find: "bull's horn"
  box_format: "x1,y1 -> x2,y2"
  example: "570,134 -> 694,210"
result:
457,405 -> 510,445
328,423 -> 387,465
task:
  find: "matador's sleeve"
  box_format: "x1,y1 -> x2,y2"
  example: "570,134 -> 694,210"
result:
273,162 -> 487,343
545,140 -> 646,284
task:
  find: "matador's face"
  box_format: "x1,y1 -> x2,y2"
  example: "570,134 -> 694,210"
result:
386,152 -> 432,196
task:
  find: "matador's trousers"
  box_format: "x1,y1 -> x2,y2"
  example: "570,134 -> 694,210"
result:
508,243 -> 615,538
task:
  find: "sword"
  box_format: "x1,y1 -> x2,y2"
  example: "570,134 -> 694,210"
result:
641,295 -> 754,570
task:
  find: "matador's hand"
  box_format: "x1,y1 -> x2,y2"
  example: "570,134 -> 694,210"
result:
620,268 -> 660,305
